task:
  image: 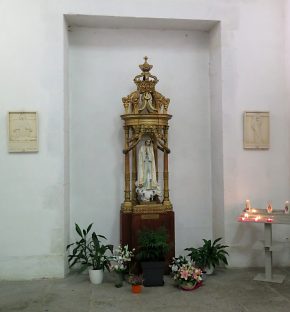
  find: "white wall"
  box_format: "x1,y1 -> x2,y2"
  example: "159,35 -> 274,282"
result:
287,0 -> 290,138
0,1 -> 66,279
63,17 -> 70,276
286,1 -> 290,257
69,27 -> 212,255
287,0 -> 290,103
222,0 -> 290,266
209,23 -> 224,240
0,0 -> 289,279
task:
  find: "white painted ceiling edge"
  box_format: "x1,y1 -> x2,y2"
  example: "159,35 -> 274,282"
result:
65,14 -> 219,31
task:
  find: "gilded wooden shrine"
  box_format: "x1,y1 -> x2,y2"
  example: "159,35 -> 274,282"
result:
120,57 -> 175,260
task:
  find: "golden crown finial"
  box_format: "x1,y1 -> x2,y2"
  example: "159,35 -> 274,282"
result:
134,57 -> 158,92
139,56 -> 153,72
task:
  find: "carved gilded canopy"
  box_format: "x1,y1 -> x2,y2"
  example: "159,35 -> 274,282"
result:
121,57 -> 172,155
121,57 -> 172,213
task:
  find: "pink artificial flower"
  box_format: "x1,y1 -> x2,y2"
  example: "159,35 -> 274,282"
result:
180,269 -> 189,280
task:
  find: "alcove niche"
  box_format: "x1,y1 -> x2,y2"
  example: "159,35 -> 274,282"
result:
65,15 -> 223,257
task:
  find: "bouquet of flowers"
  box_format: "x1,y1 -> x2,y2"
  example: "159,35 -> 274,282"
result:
111,245 -> 135,273
170,257 -> 202,290
128,274 -> 143,285
170,256 -> 188,274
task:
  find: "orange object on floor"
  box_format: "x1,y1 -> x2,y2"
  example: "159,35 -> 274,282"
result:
131,285 -> 142,294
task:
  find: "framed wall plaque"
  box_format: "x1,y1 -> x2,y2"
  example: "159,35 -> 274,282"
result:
8,112 -> 38,152
243,111 -> 269,149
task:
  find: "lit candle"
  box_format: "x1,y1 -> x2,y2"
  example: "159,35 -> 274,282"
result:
245,199 -> 251,211
267,202 -> 273,214
285,201 -> 289,214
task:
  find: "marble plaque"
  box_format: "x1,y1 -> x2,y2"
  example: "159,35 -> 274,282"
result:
8,112 -> 38,152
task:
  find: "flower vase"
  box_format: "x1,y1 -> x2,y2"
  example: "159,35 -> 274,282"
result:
114,272 -> 124,288
131,285 -> 142,294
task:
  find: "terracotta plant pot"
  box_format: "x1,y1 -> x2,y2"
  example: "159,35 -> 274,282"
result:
131,285 -> 142,294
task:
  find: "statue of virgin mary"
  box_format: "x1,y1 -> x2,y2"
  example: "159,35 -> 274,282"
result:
136,139 -> 161,202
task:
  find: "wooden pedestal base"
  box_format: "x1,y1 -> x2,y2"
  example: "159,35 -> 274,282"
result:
120,209 -> 175,273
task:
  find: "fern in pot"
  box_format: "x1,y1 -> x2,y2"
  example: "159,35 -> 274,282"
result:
137,227 -> 169,286
185,238 -> 229,275
67,223 -> 113,284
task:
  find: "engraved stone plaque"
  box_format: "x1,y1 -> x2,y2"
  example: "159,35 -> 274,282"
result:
8,112 -> 38,152
243,111 -> 270,149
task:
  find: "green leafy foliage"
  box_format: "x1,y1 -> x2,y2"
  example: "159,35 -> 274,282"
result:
66,223 -> 113,271
184,247 -> 204,269
137,227 -> 169,262
185,237 -> 229,270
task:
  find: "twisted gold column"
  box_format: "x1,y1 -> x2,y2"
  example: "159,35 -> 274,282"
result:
131,144 -> 137,203
154,140 -> 158,181
123,126 -> 132,212
163,126 -> 172,210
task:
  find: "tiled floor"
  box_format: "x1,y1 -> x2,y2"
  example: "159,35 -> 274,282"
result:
1,268 -> 290,311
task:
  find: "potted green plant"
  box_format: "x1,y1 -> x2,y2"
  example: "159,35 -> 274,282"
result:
66,223 -> 113,284
137,227 -> 169,286
185,238 -> 229,275
184,247 -> 204,270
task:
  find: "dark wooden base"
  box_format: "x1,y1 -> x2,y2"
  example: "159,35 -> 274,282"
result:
120,210 -> 175,273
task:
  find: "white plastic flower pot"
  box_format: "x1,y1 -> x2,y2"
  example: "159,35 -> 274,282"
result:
205,265 -> 214,275
89,269 -> 103,284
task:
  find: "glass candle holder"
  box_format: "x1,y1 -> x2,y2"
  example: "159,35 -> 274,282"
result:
245,199 -> 251,211
267,201 -> 273,214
